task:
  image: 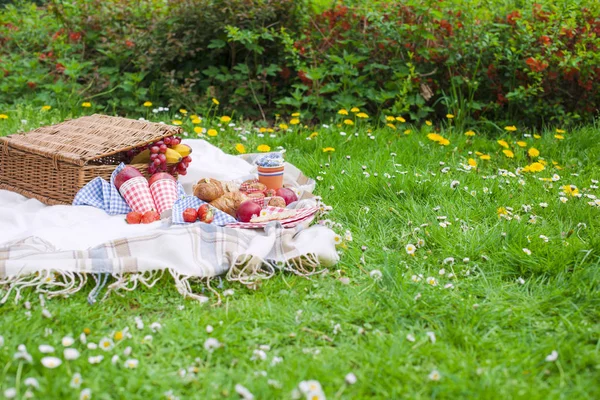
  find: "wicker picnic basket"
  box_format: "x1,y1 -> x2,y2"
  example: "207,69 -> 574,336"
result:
0,114 -> 182,205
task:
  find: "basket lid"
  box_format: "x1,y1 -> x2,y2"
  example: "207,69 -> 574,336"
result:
0,114 -> 182,167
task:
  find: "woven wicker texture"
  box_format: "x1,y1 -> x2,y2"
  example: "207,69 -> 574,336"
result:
0,114 -> 181,166
0,115 -> 181,205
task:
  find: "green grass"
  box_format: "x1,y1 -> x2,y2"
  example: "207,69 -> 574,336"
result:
1,107 -> 599,399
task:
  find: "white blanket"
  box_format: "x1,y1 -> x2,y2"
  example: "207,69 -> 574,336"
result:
0,140 -> 337,303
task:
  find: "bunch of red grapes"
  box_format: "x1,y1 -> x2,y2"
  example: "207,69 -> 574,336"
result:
126,135 -> 192,176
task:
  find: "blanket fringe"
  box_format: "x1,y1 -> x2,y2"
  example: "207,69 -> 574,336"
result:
0,253 -> 329,305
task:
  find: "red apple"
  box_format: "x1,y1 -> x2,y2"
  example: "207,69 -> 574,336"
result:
148,172 -> 176,187
114,166 -> 144,190
237,200 -> 262,223
275,187 -> 298,205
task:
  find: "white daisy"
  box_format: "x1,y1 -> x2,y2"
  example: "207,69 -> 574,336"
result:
124,359 -> 139,369
79,388 -> 92,400
235,384 -> 254,400
62,336 -> 75,347
545,350 -> 558,362
39,344 -> 55,353
41,356 -> 62,369
24,377 -> 39,389
405,244 -> 416,255
99,338 -> 114,352
88,355 -> 104,364
203,338 -> 221,353
64,348 -> 80,360
428,369 -> 441,381
345,372 -> 357,385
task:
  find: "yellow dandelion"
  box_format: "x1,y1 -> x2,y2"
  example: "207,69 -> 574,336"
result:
468,158 -> 477,168
465,130 -> 475,136
356,112 -> 369,119
446,113 -> 454,119
192,118 -> 201,124
41,105 -> 51,111
207,129 -> 218,137
257,144 -> 271,152
350,107 -> 360,113
279,123 -> 289,130
338,109 -> 349,115
309,132 -> 318,139
259,127 -> 267,133
179,109 -> 188,114
291,112 -> 300,117
503,149 -> 514,158
533,134 -> 541,139
396,116 -> 406,123
386,123 -> 396,130
425,120 -> 432,126
497,207 -> 508,217
504,125 -> 517,131
194,127 -> 203,134
0,114 -> 8,120
479,154 -> 491,160
220,116 -> 231,123
427,133 -> 443,142
404,129 -> 411,135
439,138 -> 450,146
266,128 -> 274,133
235,143 -> 246,154
562,184 -> 579,196
554,134 -> 564,140
497,140 -> 509,149
143,101 -> 152,107
528,147 -> 540,157
172,120 -> 183,126
82,102 -> 92,108
386,116 -> 395,122
516,141 -> 527,147
290,118 -> 300,125
528,162 -> 545,172
555,129 -> 565,133
343,119 -> 354,126
322,147 -> 335,153
212,98 -> 219,105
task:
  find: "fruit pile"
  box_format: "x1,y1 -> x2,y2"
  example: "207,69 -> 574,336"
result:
127,135 -> 192,176
188,177 -> 299,223
183,204 -> 214,224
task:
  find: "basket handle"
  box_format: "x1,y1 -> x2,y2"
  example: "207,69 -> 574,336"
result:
0,137 -> 9,156
52,153 -> 60,171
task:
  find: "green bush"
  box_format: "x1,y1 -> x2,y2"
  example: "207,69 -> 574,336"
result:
0,0 -> 598,127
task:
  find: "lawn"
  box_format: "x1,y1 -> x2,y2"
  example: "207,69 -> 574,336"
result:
1,107 -> 599,399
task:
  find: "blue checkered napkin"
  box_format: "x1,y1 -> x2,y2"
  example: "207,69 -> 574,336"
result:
172,196 -> 237,226
73,163 -> 186,215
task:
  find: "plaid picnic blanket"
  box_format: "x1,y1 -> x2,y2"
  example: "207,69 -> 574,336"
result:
0,139 -> 336,304
0,222 -> 338,304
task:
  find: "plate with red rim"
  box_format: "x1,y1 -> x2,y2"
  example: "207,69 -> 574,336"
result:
226,206 -> 319,229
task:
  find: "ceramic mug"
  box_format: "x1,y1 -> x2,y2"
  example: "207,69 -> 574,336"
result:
257,165 -> 284,190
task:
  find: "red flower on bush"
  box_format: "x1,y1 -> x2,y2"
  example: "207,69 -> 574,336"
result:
525,57 -> 548,72
69,32 -> 82,42
539,35 -> 551,46
27,81 -> 36,89
297,70 -> 312,85
55,63 -> 66,74
506,11 -> 521,26
125,40 -> 135,48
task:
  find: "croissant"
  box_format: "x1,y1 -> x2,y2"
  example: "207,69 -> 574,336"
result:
210,191 -> 247,217
193,178 -> 225,202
